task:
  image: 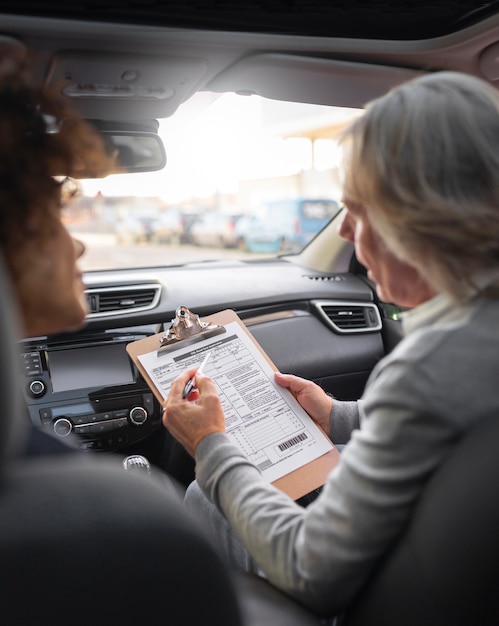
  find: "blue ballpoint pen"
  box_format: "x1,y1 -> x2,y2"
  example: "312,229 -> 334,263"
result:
182,350 -> 212,399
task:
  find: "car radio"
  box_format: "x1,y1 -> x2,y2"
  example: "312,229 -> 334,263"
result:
19,332 -> 161,452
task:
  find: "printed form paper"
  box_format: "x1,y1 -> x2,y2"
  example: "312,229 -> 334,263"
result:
138,321 -> 334,483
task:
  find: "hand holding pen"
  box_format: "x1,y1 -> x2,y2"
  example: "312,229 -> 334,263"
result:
182,351 -> 212,399
162,350 -> 225,456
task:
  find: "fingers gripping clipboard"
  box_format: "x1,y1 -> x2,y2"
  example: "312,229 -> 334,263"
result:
127,306 -> 339,500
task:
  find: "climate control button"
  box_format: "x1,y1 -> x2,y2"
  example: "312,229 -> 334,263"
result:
53,418 -> 73,437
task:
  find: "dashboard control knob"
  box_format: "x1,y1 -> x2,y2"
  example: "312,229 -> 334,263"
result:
28,379 -> 46,397
129,406 -> 148,426
53,418 -> 73,437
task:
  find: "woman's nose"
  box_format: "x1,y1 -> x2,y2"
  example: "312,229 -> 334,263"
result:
337,211 -> 355,243
73,237 -> 86,259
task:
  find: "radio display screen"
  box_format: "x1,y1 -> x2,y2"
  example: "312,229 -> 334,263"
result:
48,343 -> 134,393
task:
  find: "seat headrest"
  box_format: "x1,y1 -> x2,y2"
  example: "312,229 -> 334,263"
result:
0,255 -> 28,475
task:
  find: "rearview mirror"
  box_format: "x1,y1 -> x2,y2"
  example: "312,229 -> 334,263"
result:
100,130 -> 167,174
71,119 -> 167,178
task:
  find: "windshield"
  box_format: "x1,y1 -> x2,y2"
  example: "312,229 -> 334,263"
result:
66,93 -> 361,270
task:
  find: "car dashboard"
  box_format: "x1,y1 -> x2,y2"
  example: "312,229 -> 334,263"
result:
18,256 -> 386,468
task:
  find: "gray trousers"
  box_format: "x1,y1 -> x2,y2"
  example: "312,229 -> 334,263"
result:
184,479 -> 264,575
184,480 -> 338,626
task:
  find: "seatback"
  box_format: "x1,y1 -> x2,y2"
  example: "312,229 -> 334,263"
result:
0,258 -> 243,626
343,413 -> 499,626
0,258 -> 26,473
1,458 -> 244,626
237,412 -> 499,626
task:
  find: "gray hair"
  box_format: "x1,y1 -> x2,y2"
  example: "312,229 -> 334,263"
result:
340,71 -> 499,302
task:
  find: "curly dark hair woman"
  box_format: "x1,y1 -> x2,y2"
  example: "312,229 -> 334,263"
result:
0,67 -> 116,337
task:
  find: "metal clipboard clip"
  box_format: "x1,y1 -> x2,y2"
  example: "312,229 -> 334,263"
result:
157,305 -> 226,355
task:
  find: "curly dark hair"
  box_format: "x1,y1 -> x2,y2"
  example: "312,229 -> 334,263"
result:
0,67 -> 116,256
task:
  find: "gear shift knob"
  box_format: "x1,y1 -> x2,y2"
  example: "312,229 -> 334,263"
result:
123,454 -> 151,474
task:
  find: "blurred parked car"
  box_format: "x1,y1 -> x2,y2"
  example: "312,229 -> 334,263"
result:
150,210 -> 183,244
234,214 -> 272,252
237,198 -> 341,253
179,211 -> 203,244
114,213 -> 160,244
190,212 -> 243,248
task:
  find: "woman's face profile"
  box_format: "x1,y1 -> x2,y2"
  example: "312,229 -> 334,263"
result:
338,199 -> 435,308
12,204 -> 88,337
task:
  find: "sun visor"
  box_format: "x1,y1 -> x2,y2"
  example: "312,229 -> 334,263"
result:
207,53 -> 425,109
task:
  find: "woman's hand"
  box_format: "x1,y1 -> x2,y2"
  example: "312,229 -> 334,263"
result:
274,372 -> 333,434
162,367 -> 226,457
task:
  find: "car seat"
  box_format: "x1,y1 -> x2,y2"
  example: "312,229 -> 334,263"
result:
342,409 -> 499,626
0,258 -> 243,626
237,405 -> 499,626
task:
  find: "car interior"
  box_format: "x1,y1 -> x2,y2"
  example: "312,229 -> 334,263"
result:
1,1 -> 499,624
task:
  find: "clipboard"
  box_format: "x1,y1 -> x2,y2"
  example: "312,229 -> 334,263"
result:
127,306 -> 339,500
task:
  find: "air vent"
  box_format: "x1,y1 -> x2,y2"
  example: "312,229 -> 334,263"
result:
312,300 -> 382,334
85,284 -> 161,319
303,274 -> 345,282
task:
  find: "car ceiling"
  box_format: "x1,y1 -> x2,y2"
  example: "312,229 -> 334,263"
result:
1,3 -> 499,129
0,1 -> 497,40
17,0 -> 490,296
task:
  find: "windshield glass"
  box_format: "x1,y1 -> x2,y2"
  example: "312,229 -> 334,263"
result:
66,93 -> 361,270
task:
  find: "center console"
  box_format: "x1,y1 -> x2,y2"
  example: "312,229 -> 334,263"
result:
19,331 -> 161,452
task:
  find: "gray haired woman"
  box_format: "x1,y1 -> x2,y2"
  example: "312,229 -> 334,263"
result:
162,71 -> 499,617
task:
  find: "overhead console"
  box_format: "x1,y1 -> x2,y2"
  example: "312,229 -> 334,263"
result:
46,50 -> 208,120
19,331 -> 161,452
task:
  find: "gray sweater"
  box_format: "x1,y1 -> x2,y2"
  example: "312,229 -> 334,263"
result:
195,293 -> 499,615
